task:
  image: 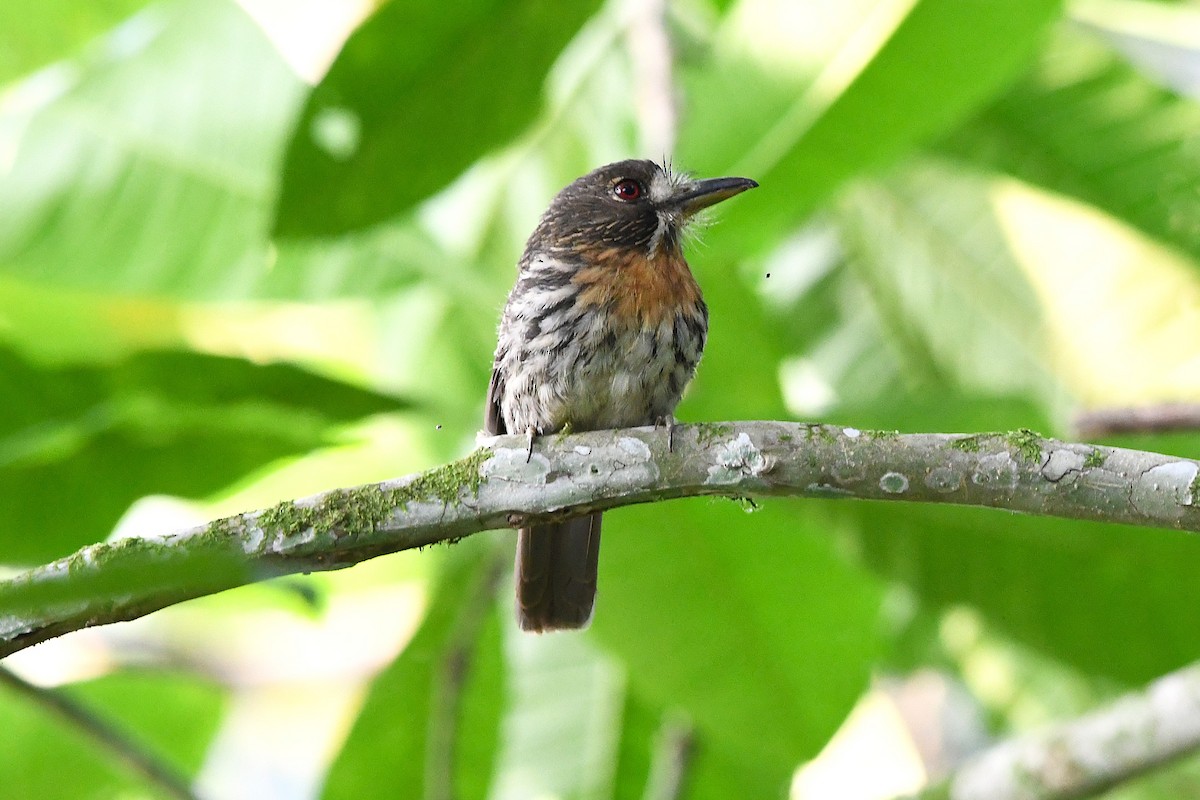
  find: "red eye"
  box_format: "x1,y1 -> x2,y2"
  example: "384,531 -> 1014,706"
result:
613,179 -> 642,201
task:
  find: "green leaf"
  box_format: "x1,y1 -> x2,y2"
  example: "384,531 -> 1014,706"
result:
0,0 -> 304,297
853,500 -> 1200,684
681,739 -> 782,800
0,668 -> 223,799
489,630 -> 626,799
835,155 -> 1200,411
72,670 -> 224,774
483,604 -> 790,800
610,688 -> 779,800
824,390 -> 1200,685
683,257 -> 792,422
256,223 -> 452,300
610,689 -> 660,800
273,0 -> 604,237
0,0 -> 151,85
482,587 -> 785,800
937,27 -> 1200,266
322,540 -> 506,800
678,0 -> 1063,259
454,604 -> 505,800
592,499 -> 886,792
0,348 -> 406,563
835,160 -> 1061,405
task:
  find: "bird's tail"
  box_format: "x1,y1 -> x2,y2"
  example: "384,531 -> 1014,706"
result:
515,513 -> 602,632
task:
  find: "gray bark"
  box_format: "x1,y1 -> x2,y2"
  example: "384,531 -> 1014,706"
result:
2,422 -> 1197,658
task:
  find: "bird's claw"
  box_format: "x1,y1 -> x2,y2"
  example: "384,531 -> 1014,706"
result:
525,428 -> 536,463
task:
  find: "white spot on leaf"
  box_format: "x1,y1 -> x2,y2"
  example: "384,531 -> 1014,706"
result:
311,106 -> 361,161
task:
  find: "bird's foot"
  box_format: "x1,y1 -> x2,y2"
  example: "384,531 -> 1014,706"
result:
525,427 -> 536,463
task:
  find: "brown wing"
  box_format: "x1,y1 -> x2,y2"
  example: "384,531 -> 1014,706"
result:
484,364 -> 506,436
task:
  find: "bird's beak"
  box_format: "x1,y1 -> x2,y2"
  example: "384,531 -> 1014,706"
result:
669,176 -> 759,215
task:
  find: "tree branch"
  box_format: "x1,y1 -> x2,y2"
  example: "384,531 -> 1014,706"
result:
644,714 -> 695,800
1073,403 -> 1200,438
2,422 -> 1199,658
905,660 -> 1200,800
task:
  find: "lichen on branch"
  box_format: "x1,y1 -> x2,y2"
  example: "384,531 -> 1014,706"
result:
2,421 -> 1198,658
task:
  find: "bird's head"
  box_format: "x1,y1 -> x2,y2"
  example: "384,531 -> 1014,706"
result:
526,159 -> 758,260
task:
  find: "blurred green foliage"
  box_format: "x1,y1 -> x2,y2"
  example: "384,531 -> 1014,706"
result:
3,0 -> 1200,797
0,348 -> 407,562
274,0 -> 605,235
0,670 -> 223,799
0,0 -> 151,84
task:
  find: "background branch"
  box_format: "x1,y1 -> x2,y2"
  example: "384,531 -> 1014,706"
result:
2,421 -> 1198,658
644,714 -> 695,800
1073,403 -> 1200,438
905,659 -> 1200,800
625,0 -> 677,156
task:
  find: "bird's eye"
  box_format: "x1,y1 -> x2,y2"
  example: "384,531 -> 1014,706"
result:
612,179 -> 643,202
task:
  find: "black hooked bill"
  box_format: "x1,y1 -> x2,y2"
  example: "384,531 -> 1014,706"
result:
668,176 -> 759,215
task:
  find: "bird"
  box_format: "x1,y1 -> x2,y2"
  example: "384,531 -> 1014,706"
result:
485,159 -> 758,632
